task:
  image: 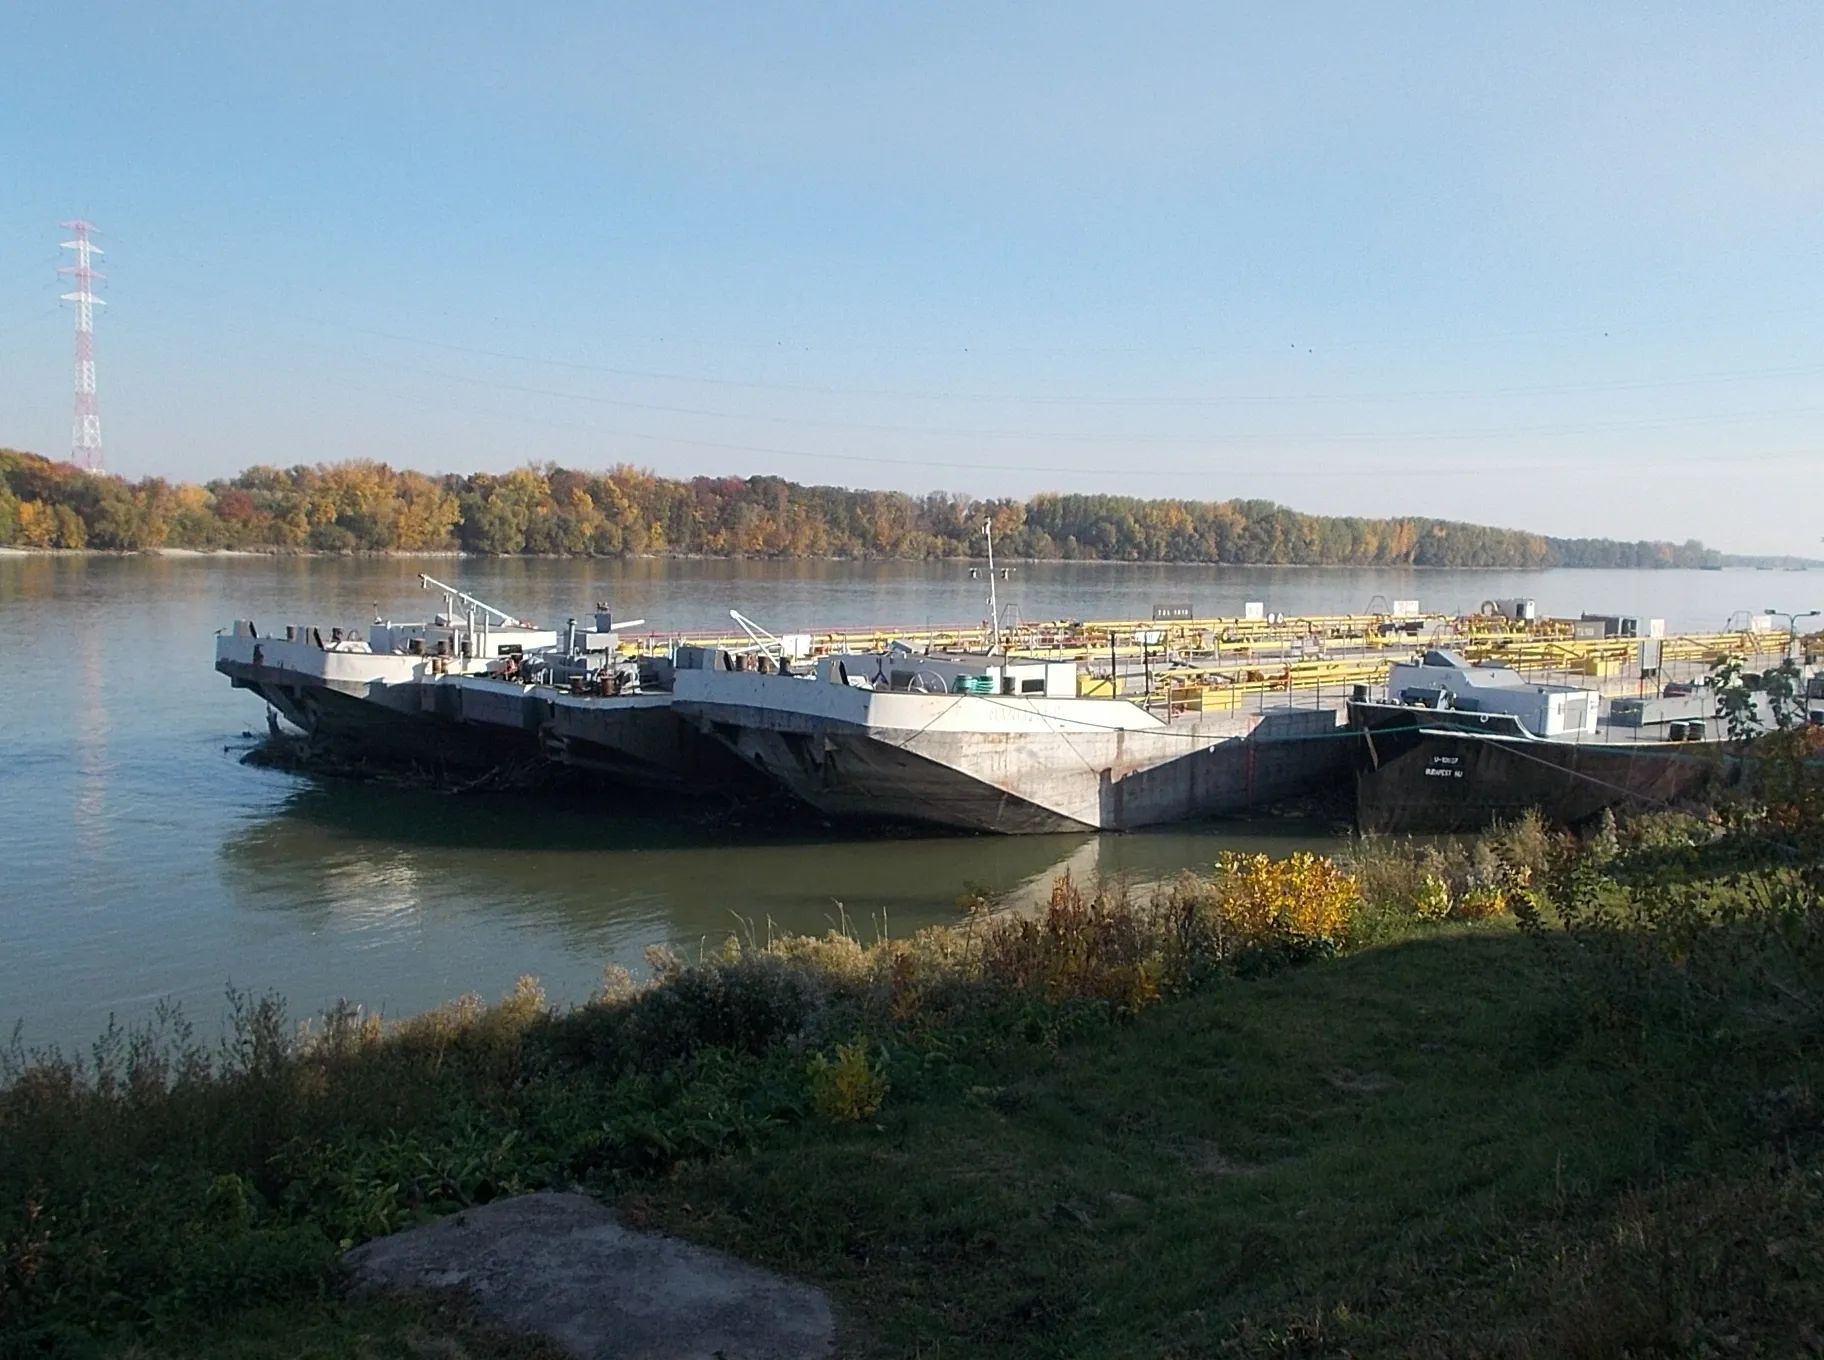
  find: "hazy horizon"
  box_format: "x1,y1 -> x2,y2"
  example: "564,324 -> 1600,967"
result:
3,4 -> 1821,554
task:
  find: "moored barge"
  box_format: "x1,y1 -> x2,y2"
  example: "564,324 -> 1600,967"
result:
1349,650 -> 1724,834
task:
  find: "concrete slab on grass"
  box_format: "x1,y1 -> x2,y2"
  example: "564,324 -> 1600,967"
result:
345,1191 -> 835,1359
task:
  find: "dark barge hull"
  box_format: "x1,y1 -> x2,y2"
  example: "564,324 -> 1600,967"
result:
1348,701 -> 1723,835
221,660 -> 545,769
218,660 -> 758,794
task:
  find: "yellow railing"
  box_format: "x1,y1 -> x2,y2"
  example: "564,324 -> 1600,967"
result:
637,610 -> 1764,662
619,613 -> 1792,705
1137,630 -> 1788,707
627,610 -> 1469,659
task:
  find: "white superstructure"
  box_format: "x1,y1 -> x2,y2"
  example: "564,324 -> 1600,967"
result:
1387,649 -> 1599,739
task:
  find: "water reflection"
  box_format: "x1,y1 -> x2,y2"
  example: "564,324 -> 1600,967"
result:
73,619 -> 110,858
219,782 -> 1342,966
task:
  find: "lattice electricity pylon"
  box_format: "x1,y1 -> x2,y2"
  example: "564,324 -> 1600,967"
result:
59,220 -> 105,471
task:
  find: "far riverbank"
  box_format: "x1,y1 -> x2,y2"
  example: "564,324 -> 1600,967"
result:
3,544 -> 1816,572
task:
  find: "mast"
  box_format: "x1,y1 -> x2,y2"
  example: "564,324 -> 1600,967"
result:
984,518 -> 1000,657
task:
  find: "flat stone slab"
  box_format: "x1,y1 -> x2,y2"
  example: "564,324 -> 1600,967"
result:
345,1191 -> 835,1359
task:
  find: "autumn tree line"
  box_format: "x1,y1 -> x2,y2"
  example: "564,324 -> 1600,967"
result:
0,447 -> 1730,569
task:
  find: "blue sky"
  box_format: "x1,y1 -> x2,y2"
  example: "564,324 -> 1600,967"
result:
2,3 -> 1821,553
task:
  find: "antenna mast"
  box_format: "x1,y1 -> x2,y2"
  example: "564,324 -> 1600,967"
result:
984,518 -> 1001,656
59,221 -> 104,471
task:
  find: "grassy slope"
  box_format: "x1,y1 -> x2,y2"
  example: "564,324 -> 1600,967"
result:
642,927 -> 1807,1358
99,923 -> 1818,1358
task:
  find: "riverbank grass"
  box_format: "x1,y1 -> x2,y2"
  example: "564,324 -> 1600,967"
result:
645,923 -> 1815,1357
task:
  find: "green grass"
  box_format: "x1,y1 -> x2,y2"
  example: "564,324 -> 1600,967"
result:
110,1293 -> 568,1360
642,925 -> 1820,1357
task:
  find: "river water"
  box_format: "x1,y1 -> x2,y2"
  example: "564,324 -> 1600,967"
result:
1,554 -> 1808,1050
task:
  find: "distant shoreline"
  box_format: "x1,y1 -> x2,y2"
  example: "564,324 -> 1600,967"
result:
4,448 -> 1786,569
11,448 -> 1819,568
1,545 -> 1813,571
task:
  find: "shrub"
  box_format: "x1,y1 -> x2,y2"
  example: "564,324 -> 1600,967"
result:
1346,814 -> 1567,929
1206,851 -> 1362,949
1413,874 -> 1454,921
1484,808 -> 1555,883
979,875 -> 1160,1012
1347,837 -> 1467,925
1515,803 -> 1824,1053
625,954 -> 828,1069
1453,885 -> 1508,921
808,1038 -> 888,1123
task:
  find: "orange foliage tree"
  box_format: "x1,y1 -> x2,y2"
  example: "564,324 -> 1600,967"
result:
0,446 -> 1730,568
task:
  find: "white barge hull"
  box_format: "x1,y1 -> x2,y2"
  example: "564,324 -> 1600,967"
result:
675,670 -> 1350,833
